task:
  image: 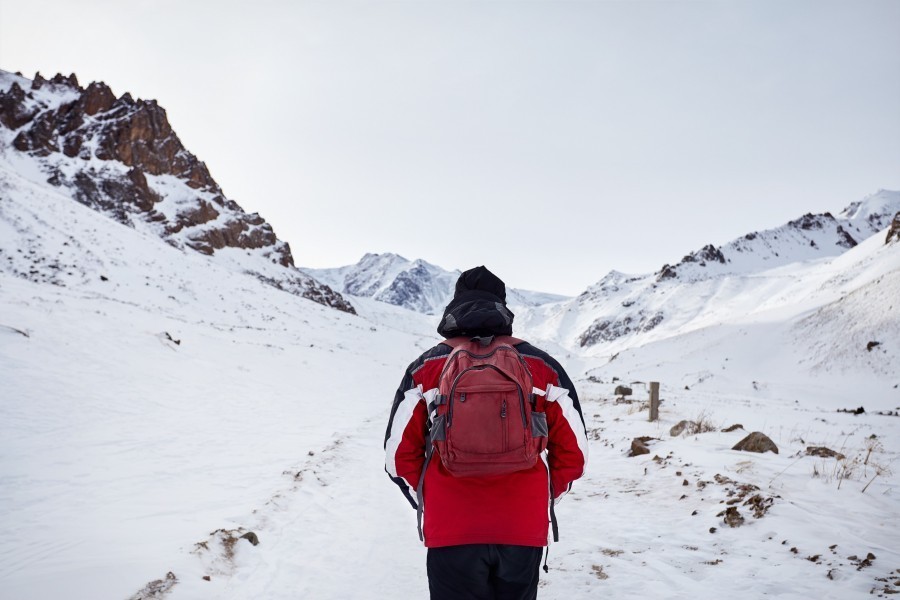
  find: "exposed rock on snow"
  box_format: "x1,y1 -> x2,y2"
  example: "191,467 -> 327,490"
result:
886,212 -> 900,244
629,436 -> 655,456
614,385 -> 633,397
732,432 -> 779,454
722,506 -> 745,528
578,310 -> 665,347
806,446 -> 846,460
670,420 -> 699,437
0,69 -> 354,314
240,532 -> 260,546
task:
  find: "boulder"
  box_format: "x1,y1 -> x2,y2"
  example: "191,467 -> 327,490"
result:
732,432 -> 778,454
614,385 -> 633,397
240,531 -> 260,546
629,436 -> 654,457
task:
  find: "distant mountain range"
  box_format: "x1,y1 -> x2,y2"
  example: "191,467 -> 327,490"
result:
306,190 -> 899,353
305,253 -> 569,315
2,69 -> 898,359
518,189 -> 900,351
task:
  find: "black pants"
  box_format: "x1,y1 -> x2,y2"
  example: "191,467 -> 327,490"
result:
427,544 -> 543,600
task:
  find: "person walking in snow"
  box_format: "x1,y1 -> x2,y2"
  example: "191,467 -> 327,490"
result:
384,266 -> 588,599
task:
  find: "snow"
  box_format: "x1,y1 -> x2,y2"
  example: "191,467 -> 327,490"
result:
840,189 -> 900,228
0,166 -> 423,597
2,160 -> 897,597
1,71 -> 899,598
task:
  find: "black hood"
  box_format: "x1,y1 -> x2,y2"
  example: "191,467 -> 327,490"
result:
437,266 -> 515,338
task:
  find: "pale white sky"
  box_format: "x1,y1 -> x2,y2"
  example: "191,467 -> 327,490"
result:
1,0 -> 898,295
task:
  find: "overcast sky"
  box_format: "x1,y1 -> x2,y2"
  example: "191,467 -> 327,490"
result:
2,0 -> 898,295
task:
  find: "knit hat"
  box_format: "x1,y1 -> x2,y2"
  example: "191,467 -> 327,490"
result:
437,266 -> 514,338
453,265 -> 506,303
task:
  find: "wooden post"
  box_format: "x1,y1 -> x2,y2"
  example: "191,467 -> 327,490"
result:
649,381 -> 660,421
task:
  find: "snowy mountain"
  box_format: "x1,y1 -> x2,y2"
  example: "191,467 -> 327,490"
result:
515,190 -> 900,351
306,253 -> 459,315
656,189 -> 899,282
1,69 -> 899,599
0,70 -> 354,313
305,252 -> 570,315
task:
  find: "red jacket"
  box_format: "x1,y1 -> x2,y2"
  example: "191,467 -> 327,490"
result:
385,339 -> 588,547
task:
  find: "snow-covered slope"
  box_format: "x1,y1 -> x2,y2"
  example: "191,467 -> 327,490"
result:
2,170 -> 898,597
0,147 -> 441,598
516,191 -> 900,352
306,252 -> 570,315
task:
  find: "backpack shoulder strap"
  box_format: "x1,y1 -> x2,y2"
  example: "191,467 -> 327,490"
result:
440,336 -> 469,349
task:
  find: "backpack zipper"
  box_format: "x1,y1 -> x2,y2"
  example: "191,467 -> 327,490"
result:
447,364 -> 527,428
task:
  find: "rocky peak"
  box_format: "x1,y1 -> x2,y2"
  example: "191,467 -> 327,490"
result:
10,74 -> 220,193
658,244 -> 726,280
80,81 -> 116,116
0,70 -> 354,314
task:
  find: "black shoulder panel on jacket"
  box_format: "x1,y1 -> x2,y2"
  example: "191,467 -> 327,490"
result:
384,342 -> 452,447
514,341 -> 586,431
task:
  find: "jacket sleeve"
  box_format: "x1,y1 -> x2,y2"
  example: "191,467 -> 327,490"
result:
384,343 -> 453,508
384,362 -> 427,509
545,382 -> 588,501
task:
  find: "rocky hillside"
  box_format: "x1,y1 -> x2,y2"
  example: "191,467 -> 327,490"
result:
306,252 -> 569,315
0,70 -> 353,313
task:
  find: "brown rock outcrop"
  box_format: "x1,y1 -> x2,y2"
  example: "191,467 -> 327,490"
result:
0,82 -> 36,129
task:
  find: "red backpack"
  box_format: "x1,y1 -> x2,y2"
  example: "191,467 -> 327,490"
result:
415,334 -> 554,542
430,335 -> 548,476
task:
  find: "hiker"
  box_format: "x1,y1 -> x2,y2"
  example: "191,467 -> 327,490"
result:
384,266 -> 588,599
